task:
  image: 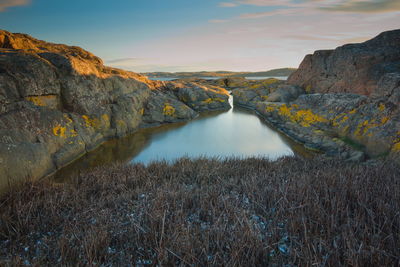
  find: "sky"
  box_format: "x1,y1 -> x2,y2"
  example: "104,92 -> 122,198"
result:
0,0 -> 399,72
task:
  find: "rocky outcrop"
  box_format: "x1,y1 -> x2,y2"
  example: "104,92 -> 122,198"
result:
287,29 -> 400,97
175,77 -> 285,91
0,30 -> 230,191
231,80 -> 302,108
233,29 -> 400,161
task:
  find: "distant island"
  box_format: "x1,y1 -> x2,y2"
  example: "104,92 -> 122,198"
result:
143,68 -> 297,79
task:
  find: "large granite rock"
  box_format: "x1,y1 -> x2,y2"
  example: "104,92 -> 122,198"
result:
288,29 -> 400,97
233,29 -> 400,161
0,30 -> 230,191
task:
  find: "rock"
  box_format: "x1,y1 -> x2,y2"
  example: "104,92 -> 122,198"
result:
231,79 -> 283,107
165,81 -> 230,112
232,30 -> 400,161
141,91 -> 197,127
0,30 -> 231,192
287,29 -> 400,97
372,73 -> 400,105
265,85 -> 304,103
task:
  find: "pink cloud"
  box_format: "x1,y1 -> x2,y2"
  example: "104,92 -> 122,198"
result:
239,8 -> 298,19
235,0 -> 400,13
0,0 -> 30,12
219,2 -> 238,7
121,1 -> 400,72
209,19 -> 230,23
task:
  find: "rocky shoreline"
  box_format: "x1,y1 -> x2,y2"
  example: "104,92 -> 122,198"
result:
1,28 -> 399,191
230,29 -> 400,162
0,30 -> 230,192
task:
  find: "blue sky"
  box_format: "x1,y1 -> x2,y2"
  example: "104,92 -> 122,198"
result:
1,0 -> 400,72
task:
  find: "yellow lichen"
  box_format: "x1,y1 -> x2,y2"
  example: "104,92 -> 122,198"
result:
53,125 -> 66,138
249,79 -> 279,89
305,85 -> 312,94
265,106 -> 275,112
69,129 -> 78,137
378,103 -> 385,112
26,95 -> 57,107
163,103 -> 175,116
295,109 -> 328,127
278,104 -> 292,117
102,114 -> 110,122
117,120 -> 127,128
63,114 -> 73,124
381,117 -> 390,124
82,115 -> 99,128
202,98 -> 225,104
392,142 -> 400,152
277,104 -> 327,127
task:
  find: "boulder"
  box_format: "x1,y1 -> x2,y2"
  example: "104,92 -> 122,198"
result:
288,29 -> 400,97
265,85 -> 304,103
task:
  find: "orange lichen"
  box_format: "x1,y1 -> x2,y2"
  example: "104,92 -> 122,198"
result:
53,125 -> 66,138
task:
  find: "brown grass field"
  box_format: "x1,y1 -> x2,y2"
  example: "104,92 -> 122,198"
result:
0,156 -> 399,266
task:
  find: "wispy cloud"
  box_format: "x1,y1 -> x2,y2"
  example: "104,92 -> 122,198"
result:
232,0 -> 400,13
209,19 -> 229,23
0,0 -> 30,12
323,0 -> 400,13
240,8 -> 297,19
219,2 -> 238,7
106,58 -> 144,66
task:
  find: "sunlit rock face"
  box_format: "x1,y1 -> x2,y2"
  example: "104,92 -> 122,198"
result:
0,30 -> 230,191
287,29 -> 400,97
232,30 -> 400,161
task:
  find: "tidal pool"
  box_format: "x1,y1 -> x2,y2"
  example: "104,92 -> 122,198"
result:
53,97 -> 309,181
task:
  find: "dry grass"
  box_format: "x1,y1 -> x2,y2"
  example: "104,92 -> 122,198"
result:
0,156 -> 399,266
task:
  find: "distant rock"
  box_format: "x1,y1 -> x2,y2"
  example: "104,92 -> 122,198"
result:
143,68 -> 297,79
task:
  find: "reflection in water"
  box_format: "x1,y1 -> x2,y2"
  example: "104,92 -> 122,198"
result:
53,97 -> 310,182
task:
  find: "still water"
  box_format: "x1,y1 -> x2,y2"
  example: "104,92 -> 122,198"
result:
53,97 -> 307,181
